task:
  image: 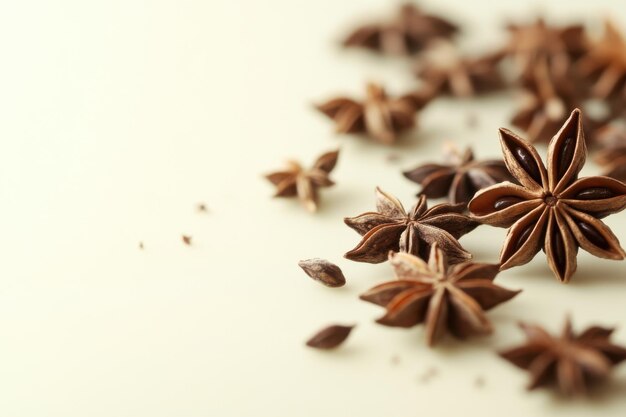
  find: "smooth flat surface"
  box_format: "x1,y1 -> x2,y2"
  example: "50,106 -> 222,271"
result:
0,1 -> 625,416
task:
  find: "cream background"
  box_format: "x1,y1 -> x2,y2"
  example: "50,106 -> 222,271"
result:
0,0 -> 625,416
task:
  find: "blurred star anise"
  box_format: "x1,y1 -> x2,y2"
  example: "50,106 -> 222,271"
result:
343,3 -> 457,56
265,150 -> 339,212
595,122 -> 626,182
414,40 -> 504,97
577,20 -> 626,99
316,83 -> 425,145
344,187 -> 478,264
500,317 -> 626,395
469,109 -> 626,283
360,245 -> 520,346
403,144 -> 513,205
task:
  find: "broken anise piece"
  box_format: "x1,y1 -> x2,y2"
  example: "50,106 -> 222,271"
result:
343,3 -> 457,56
316,83 -> 425,144
577,20 -> 626,100
361,245 -> 520,346
306,324 -> 355,349
344,187 -> 478,264
403,144 -> 512,205
414,40 -> 504,97
298,258 -> 346,287
595,122 -> 626,182
469,109 -> 626,283
500,317 -> 626,395
265,150 -> 339,212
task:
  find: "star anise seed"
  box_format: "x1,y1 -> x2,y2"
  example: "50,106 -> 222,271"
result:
345,187 -> 478,264
469,109 -> 626,283
360,245 -> 520,346
306,324 -> 355,349
500,317 -> 626,396
265,150 -> 339,212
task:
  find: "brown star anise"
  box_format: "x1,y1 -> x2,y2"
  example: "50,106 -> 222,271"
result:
468,109 -> 626,283
595,122 -> 626,182
414,40 -> 504,98
265,150 -> 338,212
344,187 -> 478,264
403,144 -> 513,205
500,317 -> 626,395
360,245 -> 520,346
316,83 -> 425,145
497,18 -> 586,83
577,20 -> 626,99
343,3 -> 458,56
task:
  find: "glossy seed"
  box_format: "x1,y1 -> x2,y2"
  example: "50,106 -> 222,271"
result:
551,229 -> 566,276
306,324 -> 354,349
575,187 -> 614,200
298,258 -> 346,287
557,137 -> 575,179
513,224 -> 534,252
577,221 -> 609,250
494,196 -> 524,211
512,145 -> 542,184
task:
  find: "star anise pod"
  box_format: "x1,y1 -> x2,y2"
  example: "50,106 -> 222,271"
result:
577,20 -> 626,99
360,245 -> 520,346
316,83 -> 426,145
414,40 -> 504,98
510,58 -> 604,143
500,317 -> 626,395
595,122 -> 626,182
265,150 -> 338,212
343,3 -> 458,56
344,187 -> 478,264
497,18 -> 586,83
468,109 -> 626,283
403,144 -> 513,205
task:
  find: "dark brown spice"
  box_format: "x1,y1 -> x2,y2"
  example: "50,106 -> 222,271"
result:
182,235 -> 192,245
298,259 -> 346,287
306,325 -> 355,350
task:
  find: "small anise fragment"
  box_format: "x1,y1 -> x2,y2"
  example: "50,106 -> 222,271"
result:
316,83 -> 426,145
343,3 -> 457,56
595,122 -> 626,182
344,187 -> 478,264
500,317 -> 626,396
414,40 -> 504,98
306,324 -> 355,349
469,109 -> 626,283
403,144 -> 513,205
197,203 -> 208,212
182,235 -> 192,245
265,150 -> 339,212
360,245 -> 520,346
298,258 -> 346,288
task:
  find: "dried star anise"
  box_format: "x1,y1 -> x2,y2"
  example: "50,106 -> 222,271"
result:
500,317 -> 626,395
344,187 -> 478,264
468,109 -> 626,283
265,150 -> 338,212
360,245 -> 520,346
577,20 -> 626,99
414,40 -> 504,98
595,122 -> 626,182
497,18 -> 586,83
403,144 -> 513,205
343,3 -> 457,56
316,83 -> 426,145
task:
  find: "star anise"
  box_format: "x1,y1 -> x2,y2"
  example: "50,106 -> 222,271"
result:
360,245 -> 520,346
414,40 -> 504,98
344,187 -> 478,264
500,317 -> 626,395
265,150 -> 338,212
497,18 -> 586,83
468,109 -> 626,283
316,83 -> 425,145
343,3 -> 457,56
403,144 -> 513,205
577,20 -> 626,99
595,122 -> 626,182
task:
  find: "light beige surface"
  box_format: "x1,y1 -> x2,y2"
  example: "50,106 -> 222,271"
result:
0,0 -> 625,416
